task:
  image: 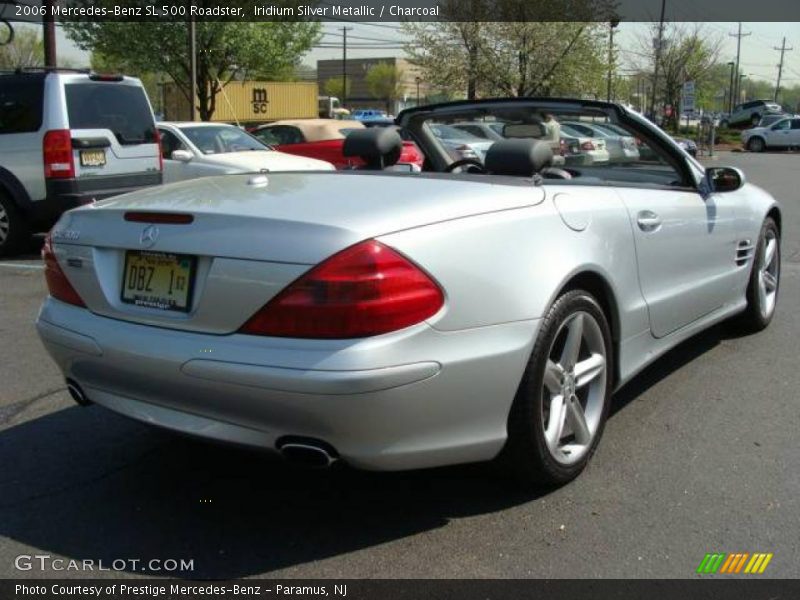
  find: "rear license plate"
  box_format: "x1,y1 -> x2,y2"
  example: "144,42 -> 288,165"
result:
121,251 -> 196,312
80,149 -> 106,167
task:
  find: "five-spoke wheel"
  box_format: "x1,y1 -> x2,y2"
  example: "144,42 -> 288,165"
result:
500,289 -> 612,486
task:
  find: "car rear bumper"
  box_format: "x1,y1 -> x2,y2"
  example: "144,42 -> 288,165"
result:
31,172 -> 162,228
36,298 -> 538,471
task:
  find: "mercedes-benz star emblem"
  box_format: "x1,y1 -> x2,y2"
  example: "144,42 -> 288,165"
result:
140,225 -> 160,248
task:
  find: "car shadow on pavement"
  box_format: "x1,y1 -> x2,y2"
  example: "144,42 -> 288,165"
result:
0,320 -> 757,579
0,402 -> 539,579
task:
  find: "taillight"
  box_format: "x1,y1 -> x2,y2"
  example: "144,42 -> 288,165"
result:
42,233 -> 86,307
580,141 -> 596,151
43,130 -> 75,179
154,129 -> 163,172
240,240 -> 444,339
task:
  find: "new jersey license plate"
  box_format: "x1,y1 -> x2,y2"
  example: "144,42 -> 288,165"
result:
80,149 -> 106,167
121,251 -> 196,312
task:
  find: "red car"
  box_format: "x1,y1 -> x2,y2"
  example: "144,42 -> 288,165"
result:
251,119 -> 423,169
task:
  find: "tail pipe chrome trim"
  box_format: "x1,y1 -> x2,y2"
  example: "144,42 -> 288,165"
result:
276,437 -> 339,468
66,379 -> 92,407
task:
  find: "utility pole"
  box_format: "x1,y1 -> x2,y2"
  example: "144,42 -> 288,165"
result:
729,23 -> 751,106
42,0 -> 56,67
189,18 -> 197,121
773,37 -> 793,102
341,26 -> 352,108
649,0 -> 666,119
606,20 -> 619,102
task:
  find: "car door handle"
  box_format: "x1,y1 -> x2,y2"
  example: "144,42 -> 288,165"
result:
637,211 -> 662,232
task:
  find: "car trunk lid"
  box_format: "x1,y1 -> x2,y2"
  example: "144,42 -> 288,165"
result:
50,172 -> 544,333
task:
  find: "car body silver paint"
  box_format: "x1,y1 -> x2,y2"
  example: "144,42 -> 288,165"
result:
36,105 -> 781,470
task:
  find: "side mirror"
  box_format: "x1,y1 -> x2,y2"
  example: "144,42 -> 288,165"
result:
171,149 -> 193,162
706,166 -> 745,193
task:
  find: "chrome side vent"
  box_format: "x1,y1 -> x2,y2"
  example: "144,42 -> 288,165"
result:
736,239 -> 754,267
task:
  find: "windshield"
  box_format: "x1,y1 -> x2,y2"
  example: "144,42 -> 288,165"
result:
179,125 -> 267,154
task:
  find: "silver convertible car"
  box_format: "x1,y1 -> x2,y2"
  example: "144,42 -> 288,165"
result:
36,98 -> 782,487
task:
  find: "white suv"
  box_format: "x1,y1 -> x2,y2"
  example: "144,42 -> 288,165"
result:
0,69 -> 162,255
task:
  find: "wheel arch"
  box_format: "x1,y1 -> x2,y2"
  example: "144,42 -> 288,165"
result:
767,205 -> 782,235
555,269 -> 621,388
0,167 -> 34,213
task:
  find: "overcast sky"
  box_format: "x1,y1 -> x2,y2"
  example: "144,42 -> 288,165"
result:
40,21 -> 800,85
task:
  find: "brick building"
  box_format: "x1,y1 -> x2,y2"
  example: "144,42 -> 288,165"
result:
317,57 -> 430,115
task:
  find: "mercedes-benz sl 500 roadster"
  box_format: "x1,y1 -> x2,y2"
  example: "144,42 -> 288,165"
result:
36,98 -> 782,486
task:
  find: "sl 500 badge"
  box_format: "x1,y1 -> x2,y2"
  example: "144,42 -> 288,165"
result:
52,230 -> 80,241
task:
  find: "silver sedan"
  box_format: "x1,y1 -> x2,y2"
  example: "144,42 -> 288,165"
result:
37,98 -> 782,487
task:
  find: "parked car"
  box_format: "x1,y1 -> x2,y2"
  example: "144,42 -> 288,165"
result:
450,121 -> 505,141
351,109 -> 391,122
251,119 -> 423,169
0,68 -> 162,255
157,122 -> 333,184
672,137 -> 698,157
558,124 -> 611,164
562,121 -> 639,163
429,124 -> 494,162
757,114 -> 791,128
741,116 -> 800,152
37,98 -> 781,487
720,100 -> 784,128
449,121 -> 570,166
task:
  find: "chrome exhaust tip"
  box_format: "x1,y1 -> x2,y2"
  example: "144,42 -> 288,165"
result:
277,438 -> 338,468
66,379 -> 92,407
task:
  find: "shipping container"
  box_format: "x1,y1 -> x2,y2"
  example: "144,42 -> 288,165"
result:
163,81 -> 319,124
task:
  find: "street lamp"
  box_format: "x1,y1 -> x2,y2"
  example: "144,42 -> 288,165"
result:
727,61 -> 735,113
606,19 -> 620,102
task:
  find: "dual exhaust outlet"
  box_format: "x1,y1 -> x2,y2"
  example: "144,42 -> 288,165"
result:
66,379 -> 338,469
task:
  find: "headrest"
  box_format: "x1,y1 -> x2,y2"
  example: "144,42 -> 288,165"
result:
484,139 -> 554,177
343,127 -> 403,168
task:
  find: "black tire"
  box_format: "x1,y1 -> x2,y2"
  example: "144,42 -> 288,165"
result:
736,217 -> 780,332
498,289 -> 613,487
0,192 -> 30,257
747,137 -> 766,152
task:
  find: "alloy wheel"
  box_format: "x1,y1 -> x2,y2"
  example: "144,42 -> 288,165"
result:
758,228 -> 779,320
541,311 -> 608,465
0,201 -> 9,245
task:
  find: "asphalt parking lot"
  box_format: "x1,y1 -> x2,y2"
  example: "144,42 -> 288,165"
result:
0,151 -> 798,579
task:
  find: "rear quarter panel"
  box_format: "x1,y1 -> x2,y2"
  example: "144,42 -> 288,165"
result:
379,184 -> 650,343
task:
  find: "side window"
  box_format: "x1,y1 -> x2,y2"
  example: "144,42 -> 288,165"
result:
253,128 -> 280,145
158,129 -> 186,158
772,120 -> 790,131
0,76 -> 44,133
270,126 -> 304,145
791,120 -> 800,130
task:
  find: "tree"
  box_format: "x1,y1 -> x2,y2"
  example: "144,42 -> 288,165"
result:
323,76 -> 351,100
404,0 -> 615,99
635,24 -> 722,130
0,28 -> 43,69
365,62 -> 404,113
64,21 -> 320,121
